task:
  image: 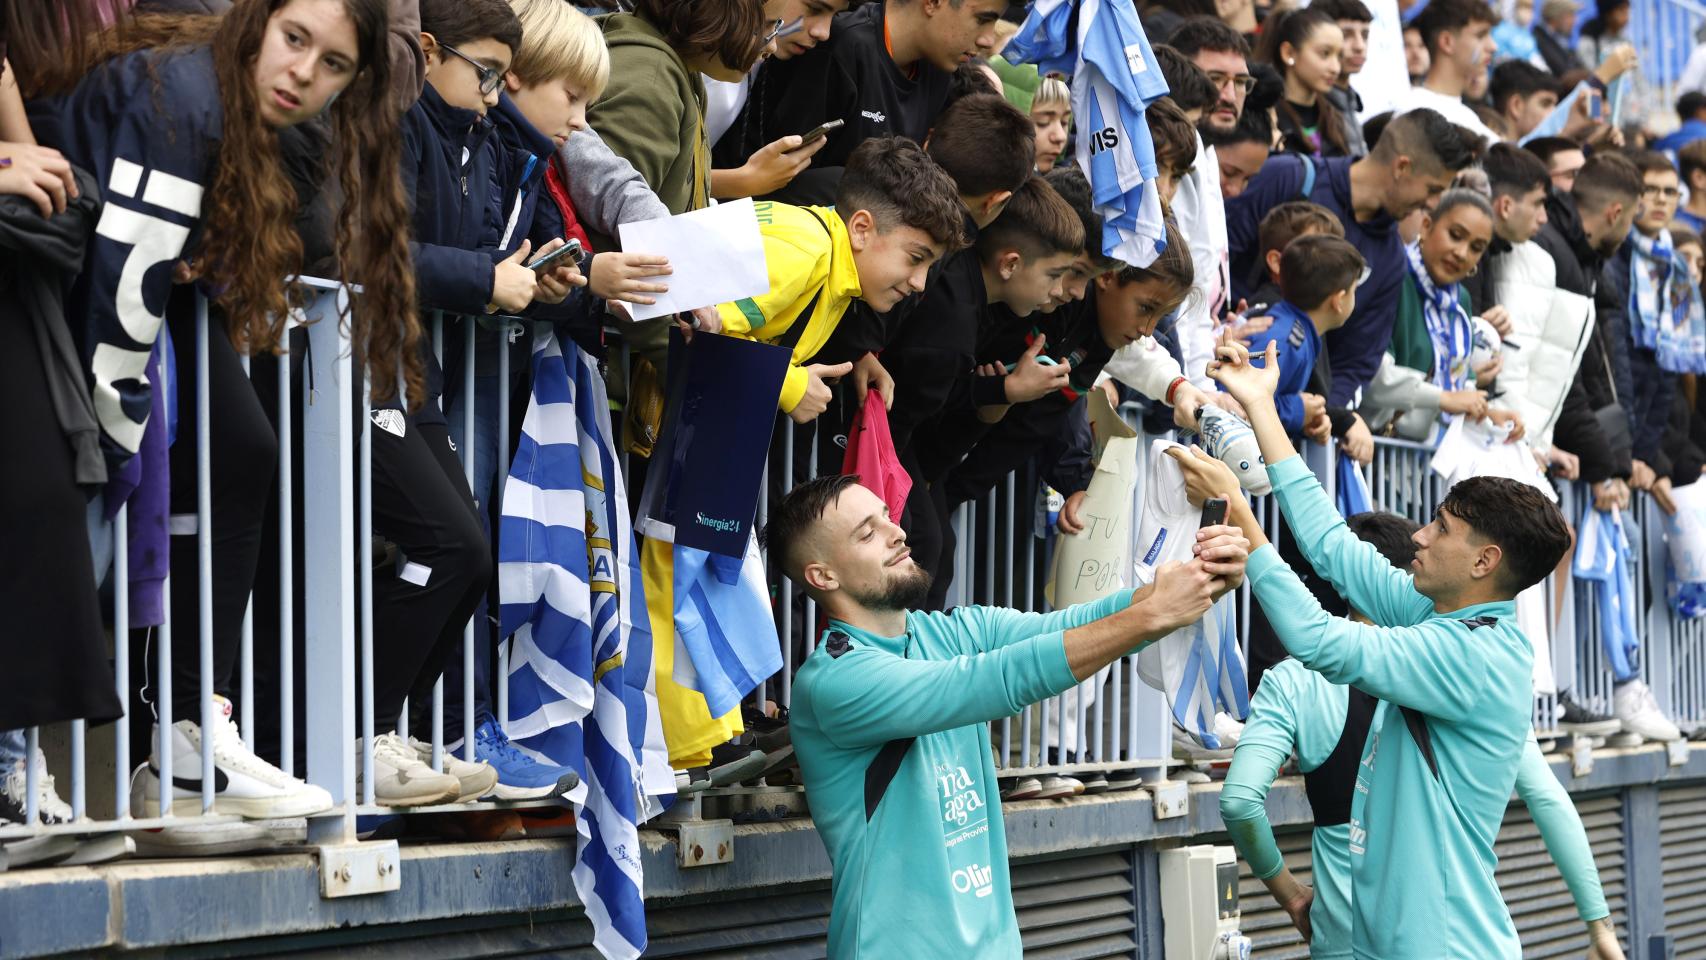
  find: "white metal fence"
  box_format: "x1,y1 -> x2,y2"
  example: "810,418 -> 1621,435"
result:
2,290 -> 1701,845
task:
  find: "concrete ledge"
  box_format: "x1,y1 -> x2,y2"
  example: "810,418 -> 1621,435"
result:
1,743 -> 1696,957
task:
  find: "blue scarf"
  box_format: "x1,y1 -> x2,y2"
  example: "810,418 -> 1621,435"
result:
1405,242 -> 1473,392
1627,229 -> 1706,374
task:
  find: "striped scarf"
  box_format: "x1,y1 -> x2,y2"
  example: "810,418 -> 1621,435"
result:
1627,228 -> 1706,374
1405,242 -> 1473,392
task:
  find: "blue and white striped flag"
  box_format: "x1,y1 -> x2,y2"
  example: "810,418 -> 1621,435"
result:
1006,0 -> 1170,267
499,329 -> 673,960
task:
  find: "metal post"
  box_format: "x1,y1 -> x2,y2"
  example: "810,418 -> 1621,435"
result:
157,582 -> 173,819
197,296 -> 216,814
360,341 -> 375,806
114,504 -> 131,818
278,340 -> 294,777
498,321 -> 514,728
462,315 -> 477,761
23,727 -> 39,825
303,282 -> 359,843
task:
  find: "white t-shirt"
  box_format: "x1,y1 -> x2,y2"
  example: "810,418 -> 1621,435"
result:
1395,84 -> 1504,146
704,73 -> 753,146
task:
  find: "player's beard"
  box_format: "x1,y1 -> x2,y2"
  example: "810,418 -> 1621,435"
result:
855,561 -> 934,613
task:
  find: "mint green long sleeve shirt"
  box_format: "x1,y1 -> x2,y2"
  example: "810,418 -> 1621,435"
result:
791,590 -> 1134,959
1221,661 -> 1609,960
1245,457 -> 1535,959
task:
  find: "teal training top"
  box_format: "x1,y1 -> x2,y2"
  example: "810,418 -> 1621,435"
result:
1245,457 -> 1534,959
1221,660 -> 1610,960
792,590 -> 1135,959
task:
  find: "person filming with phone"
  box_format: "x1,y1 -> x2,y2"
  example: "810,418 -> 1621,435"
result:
763,474 -> 1250,957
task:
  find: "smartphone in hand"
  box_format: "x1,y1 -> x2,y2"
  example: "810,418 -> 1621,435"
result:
792,119 -> 845,150
1199,497 -> 1229,529
527,238 -> 583,272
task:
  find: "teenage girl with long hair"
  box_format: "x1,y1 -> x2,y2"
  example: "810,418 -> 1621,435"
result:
30,0 -> 420,818
1255,8 -> 1351,159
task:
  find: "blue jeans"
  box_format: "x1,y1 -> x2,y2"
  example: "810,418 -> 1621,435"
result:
0,729 -> 26,768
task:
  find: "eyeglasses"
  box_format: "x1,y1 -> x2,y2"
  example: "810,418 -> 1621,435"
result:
1206,71 -> 1258,93
1644,185 -> 1682,199
439,41 -> 505,96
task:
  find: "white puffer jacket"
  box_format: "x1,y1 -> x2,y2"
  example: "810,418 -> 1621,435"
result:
1488,240 -> 1594,451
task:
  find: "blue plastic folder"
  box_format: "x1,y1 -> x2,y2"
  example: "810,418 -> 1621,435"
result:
636,328 -> 791,557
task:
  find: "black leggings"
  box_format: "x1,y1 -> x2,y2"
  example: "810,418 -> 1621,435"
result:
368,414 -> 491,735
164,303 -> 279,720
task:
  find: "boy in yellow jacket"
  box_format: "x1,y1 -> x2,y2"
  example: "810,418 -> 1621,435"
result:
718,136 -> 966,423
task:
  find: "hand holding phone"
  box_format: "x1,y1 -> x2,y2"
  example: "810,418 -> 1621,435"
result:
790,119 -> 845,152
1199,497 -> 1229,529
527,238 -> 582,272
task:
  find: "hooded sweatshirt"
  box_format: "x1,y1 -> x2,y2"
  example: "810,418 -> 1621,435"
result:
587,12 -> 709,238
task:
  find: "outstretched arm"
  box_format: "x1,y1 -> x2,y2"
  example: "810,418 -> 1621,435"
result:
1514,738 -> 1617,939
1191,341 -> 1434,627
1221,682 -> 1313,941
810,557 -> 1243,749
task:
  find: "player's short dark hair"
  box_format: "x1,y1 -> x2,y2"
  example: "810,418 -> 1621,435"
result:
1346,512 -> 1422,570
1571,152 -> 1644,214
1482,142 -> 1550,199
976,176 -> 1084,264
1413,0 -> 1498,54
1437,477 -> 1572,592
926,93 -> 1035,198
1279,234 -> 1365,309
1168,16 -> 1251,58
839,137 -> 968,250
760,474 -> 862,579
1311,0 -> 1374,22
1154,44 -> 1220,114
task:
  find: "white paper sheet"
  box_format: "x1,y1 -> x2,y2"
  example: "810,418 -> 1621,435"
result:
615,197 -> 770,322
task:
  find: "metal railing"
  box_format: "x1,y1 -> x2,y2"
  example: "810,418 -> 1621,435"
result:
4,302 -> 1703,849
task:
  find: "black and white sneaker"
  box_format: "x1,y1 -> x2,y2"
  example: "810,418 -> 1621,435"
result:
1558,691 -> 1623,739
2,748 -> 76,826
134,695 -> 334,818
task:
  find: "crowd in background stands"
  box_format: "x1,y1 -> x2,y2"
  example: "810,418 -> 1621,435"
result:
0,0 -> 1702,899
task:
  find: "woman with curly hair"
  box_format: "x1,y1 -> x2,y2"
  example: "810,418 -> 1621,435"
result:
30,0 -> 418,819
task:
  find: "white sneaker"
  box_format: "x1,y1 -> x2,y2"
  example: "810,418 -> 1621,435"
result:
1187,406 -> 1271,496
359,733 -> 461,807
4,749 -> 76,825
134,695 -> 334,819
1613,680 -> 1682,742
409,737 -> 498,803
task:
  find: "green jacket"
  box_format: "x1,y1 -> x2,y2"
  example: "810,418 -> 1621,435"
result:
587,13 -> 708,243
1392,274 -> 1475,376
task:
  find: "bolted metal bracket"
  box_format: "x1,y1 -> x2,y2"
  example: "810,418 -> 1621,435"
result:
318,840 -> 402,898
1148,780 -> 1189,819
1667,739 -> 1690,767
666,818 -> 734,868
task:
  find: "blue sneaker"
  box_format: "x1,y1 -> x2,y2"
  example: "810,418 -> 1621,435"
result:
471,718 -> 580,801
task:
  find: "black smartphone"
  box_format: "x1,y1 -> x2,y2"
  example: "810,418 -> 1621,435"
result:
1199,497 -> 1229,529
795,118 -> 846,149
527,238 -> 582,272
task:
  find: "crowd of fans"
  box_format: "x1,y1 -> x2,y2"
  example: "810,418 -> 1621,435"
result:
0,0 -> 1701,937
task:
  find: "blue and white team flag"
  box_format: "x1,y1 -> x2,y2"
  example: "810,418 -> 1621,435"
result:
1573,505 -> 1641,683
499,329 -> 674,960
1006,0 -> 1171,267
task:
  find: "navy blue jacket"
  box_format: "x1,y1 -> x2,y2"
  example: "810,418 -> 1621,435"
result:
1227,154 -> 1404,408
396,83 -> 507,421
31,45 -> 222,472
